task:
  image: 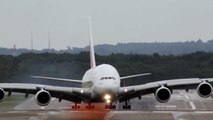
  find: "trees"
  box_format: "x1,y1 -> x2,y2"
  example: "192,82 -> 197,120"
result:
0,52 -> 213,86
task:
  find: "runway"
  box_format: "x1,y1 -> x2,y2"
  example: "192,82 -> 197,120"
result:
1,110 -> 213,120
0,90 -> 213,120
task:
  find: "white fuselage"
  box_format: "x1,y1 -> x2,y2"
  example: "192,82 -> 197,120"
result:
82,64 -> 120,102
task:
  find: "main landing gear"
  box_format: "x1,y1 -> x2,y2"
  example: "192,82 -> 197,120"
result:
85,103 -> 95,109
72,103 -> 95,109
72,103 -> 80,110
123,101 -> 131,110
105,104 -> 116,109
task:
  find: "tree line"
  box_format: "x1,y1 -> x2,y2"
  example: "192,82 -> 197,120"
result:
1,39 -> 213,56
0,52 -> 213,86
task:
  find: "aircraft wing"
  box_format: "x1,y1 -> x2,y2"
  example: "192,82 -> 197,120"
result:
118,78 -> 213,102
0,83 -> 91,103
31,76 -> 82,83
120,73 -> 151,80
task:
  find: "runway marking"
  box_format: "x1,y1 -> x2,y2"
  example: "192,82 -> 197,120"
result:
143,96 -> 152,98
6,111 -> 28,114
59,107 -> 70,110
189,102 -> 196,110
184,94 -> 190,100
156,105 -> 176,108
51,98 -> 56,102
29,117 -> 39,120
103,112 -> 115,120
48,111 -> 59,115
194,111 -> 213,114
174,95 -> 182,99
153,111 -> 174,113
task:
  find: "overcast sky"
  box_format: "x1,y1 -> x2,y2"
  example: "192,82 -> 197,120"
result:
0,0 -> 213,50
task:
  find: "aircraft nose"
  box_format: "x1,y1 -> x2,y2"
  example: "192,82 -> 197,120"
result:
95,81 -> 119,95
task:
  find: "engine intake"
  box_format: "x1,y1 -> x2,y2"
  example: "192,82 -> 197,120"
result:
155,86 -> 171,103
0,88 -> 5,102
197,81 -> 212,98
35,90 -> 51,106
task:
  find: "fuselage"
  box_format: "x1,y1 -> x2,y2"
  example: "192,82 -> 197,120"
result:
82,64 -> 120,102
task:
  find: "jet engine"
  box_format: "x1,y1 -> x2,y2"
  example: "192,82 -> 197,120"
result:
0,88 -> 5,102
35,90 -> 51,106
197,81 -> 212,98
155,86 -> 171,103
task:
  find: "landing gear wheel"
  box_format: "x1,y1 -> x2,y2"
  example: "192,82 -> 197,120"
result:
127,105 -> 131,109
86,104 -> 94,109
122,105 -> 131,110
105,105 -> 109,109
123,101 -> 131,110
112,105 -> 116,109
72,103 -> 80,110
105,104 -> 116,109
91,105 -> 95,109
123,105 -> 126,109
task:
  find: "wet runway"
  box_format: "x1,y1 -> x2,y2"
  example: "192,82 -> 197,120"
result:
0,90 -> 213,120
1,110 -> 213,120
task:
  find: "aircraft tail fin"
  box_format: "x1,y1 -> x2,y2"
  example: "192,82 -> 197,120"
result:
88,16 -> 96,68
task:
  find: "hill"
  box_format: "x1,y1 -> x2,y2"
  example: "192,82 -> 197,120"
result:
1,39 -> 213,56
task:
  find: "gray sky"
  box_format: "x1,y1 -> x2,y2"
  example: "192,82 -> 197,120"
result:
0,0 -> 213,50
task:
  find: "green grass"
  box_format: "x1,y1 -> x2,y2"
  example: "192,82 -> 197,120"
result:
0,94 -> 27,111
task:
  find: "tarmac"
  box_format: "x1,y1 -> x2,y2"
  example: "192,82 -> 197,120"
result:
0,90 -> 213,120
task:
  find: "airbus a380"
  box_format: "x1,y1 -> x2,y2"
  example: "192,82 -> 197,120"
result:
0,17 -> 213,110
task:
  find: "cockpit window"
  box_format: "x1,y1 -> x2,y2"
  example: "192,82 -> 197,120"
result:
100,77 -> 116,80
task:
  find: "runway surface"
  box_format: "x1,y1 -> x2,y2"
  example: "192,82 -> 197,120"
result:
0,90 -> 213,120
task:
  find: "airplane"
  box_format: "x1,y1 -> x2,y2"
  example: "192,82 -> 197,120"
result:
0,17 -> 213,110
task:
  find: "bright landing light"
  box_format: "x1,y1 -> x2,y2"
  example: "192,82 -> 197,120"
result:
104,94 -> 112,104
104,94 -> 111,100
106,99 -> 111,104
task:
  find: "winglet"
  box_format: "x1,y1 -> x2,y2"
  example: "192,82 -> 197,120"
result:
88,16 -> 96,68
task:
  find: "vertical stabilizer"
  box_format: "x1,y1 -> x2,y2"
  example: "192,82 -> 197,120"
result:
48,31 -> 51,49
88,16 -> 96,68
31,31 -> 33,50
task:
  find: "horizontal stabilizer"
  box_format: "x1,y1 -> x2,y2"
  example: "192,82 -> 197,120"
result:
120,73 -> 151,80
31,76 -> 82,83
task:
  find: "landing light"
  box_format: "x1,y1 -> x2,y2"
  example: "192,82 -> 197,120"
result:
104,94 -> 111,100
106,99 -> 111,104
125,89 -> 128,92
80,90 -> 84,93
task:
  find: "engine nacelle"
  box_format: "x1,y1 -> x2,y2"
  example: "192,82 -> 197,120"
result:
0,88 -> 5,102
155,86 -> 171,103
35,90 -> 51,106
197,81 -> 212,98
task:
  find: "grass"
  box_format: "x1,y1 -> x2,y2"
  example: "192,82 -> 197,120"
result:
0,94 -> 27,111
